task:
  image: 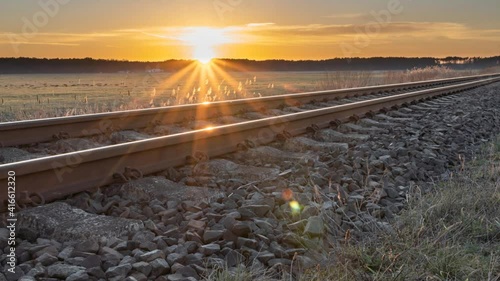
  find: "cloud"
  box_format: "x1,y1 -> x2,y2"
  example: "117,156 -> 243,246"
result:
235,22 -> 500,44
246,23 -> 275,27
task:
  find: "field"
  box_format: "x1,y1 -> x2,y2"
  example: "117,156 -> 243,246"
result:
1,66 -> 497,122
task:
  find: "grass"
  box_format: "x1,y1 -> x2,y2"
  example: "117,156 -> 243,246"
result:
205,137 -> 500,281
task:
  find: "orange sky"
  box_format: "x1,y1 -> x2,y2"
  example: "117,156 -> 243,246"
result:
1,0 -> 499,61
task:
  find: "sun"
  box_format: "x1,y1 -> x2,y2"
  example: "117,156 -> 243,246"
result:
178,27 -> 233,64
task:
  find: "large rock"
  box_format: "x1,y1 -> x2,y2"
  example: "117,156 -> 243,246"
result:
19,202 -> 143,241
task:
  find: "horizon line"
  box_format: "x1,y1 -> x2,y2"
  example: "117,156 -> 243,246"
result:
1,55 -> 499,63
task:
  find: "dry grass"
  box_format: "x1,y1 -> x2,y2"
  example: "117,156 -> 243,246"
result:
315,65 -> 497,91
318,71 -> 375,90
383,66 -> 469,84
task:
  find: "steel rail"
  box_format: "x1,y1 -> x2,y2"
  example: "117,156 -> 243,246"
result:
1,73 -> 499,147
1,76 -> 499,210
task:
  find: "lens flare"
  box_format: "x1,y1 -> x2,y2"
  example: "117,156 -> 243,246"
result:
289,200 -> 301,214
282,188 -> 294,201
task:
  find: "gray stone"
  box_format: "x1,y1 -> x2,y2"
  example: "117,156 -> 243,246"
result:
133,261 -> 152,276
185,253 -> 203,266
287,220 -> 307,231
18,277 -> 36,281
203,230 -> 224,243
256,251 -> 275,263
186,220 -> 206,232
150,258 -> 170,276
230,221 -> 252,237
296,255 -> 316,269
166,274 -> 194,281
86,267 -> 106,279
236,237 -> 259,249
132,230 -> 156,245
175,265 -> 199,279
81,255 -> 101,269
31,245 -> 58,259
170,263 -> 184,274
19,202 -> 143,242
100,246 -> 124,261
74,238 -> 99,253
4,266 -> 24,281
18,227 -> 39,243
384,187 -> 400,199
0,228 -> 9,248
105,264 -> 132,279
239,205 -> 271,217
47,264 -> 85,279
303,216 -> 324,237
200,243 -> 220,256
140,249 -> 165,262
18,263 -> 32,275
130,272 -> 148,281
36,253 -> 58,266
27,263 -> 45,277
225,250 -> 245,267
58,246 -> 74,260
66,270 -> 90,281
167,253 -> 185,265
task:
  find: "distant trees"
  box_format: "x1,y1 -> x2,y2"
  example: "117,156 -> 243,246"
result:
0,56 -> 497,74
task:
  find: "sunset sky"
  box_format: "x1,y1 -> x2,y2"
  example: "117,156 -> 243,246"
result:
1,0 -> 499,61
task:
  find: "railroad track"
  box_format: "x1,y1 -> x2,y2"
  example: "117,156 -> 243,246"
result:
1,73 -> 496,148
0,74 -> 497,164
0,74 -> 499,211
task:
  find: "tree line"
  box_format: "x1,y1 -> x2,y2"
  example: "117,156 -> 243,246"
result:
0,56 -> 498,74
